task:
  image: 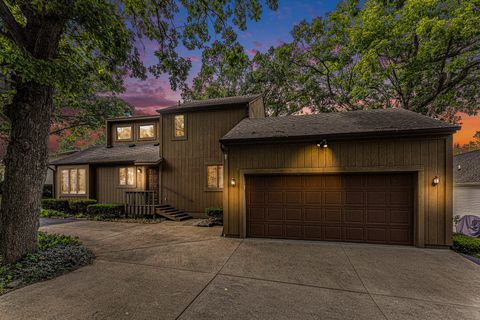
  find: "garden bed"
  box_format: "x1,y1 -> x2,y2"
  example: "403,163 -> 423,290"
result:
0,232 -> 95,295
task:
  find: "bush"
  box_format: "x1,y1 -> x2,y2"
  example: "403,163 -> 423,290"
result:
0,232 -> 94,295
86,203 -> 124,219
41,199 -> 69,212
38,232 -> 80,250
206,207 -> 223,219
42,184 -> 53,198
452,233 -> 480,258
40,209 -> 71,218
68,199 -> 97,214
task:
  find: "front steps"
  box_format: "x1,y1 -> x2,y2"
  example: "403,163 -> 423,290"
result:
155,204 -> 192,221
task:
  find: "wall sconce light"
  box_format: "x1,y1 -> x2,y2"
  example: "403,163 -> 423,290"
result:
316,139 -> 328,148
230,178 -> 236,187
432,176 -> 440,186
137,168 -> 142,173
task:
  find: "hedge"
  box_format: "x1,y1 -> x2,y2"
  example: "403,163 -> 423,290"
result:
69,199 -> 97,213
86,203 -> 124,219
41,199 -> 69,212
452,233 -> 480,257
206,207 -> 223,218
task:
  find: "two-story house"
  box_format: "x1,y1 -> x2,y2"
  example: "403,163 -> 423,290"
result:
52,94 -> 460,248
51,95 -> 265,219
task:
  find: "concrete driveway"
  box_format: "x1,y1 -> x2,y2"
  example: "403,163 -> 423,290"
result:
0,219 -> 479,320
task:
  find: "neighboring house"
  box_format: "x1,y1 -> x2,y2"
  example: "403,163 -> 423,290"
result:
453,150 -> 480,219
51,95 -> 459,248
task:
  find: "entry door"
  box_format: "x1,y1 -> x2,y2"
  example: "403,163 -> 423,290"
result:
245,173 -> 414,245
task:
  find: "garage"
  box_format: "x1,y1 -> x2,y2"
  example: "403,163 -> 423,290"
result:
246,173 -> 414,245
221,108 -> 460,247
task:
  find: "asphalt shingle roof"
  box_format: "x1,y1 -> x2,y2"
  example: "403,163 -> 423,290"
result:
50,144 -> 161,165
157,94 -> 261,113
221,108 -> 459,143
454,150 -> 480,184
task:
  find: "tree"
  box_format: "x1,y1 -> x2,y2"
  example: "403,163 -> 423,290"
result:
0,0 -> 277,263
182,36 -> 253,101
189,0 -> 480,120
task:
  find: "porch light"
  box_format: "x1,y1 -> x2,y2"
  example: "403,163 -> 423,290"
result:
432,176 -> 440,186
230,178 -> 236,187
316,139 -> 328,148
137,168 -> 142,173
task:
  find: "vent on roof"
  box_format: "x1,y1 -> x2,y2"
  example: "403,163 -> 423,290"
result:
129,144 -> 136,148
458,164 -> 461,170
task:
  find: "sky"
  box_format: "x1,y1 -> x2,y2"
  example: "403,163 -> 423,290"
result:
119,0 -> 479,145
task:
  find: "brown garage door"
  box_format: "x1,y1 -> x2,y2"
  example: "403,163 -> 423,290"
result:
246,173 -> 414,245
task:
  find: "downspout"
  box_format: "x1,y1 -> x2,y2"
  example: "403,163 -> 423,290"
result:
221,143 -> 229,237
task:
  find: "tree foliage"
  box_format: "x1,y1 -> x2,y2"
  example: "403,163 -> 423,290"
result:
0,0 -> 277,263
186,0 -> 480,121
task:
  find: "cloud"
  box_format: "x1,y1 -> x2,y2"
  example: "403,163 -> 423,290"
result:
247,49 -> 259,56
252,41 -> 264,49
120,77 -> 180,114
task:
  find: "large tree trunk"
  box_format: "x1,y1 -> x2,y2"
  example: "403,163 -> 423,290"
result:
0,82 -> 54,263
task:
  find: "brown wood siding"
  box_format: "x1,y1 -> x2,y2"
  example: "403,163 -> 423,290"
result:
223,136 -> 453,247
95,165 -> 147,203
161,106 -> 248,215
248,98 -> 265,118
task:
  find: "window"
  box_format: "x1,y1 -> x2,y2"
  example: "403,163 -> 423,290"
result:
139,124 -> 155,139
116,126 -> 132,141
119,167 -> 136,186
207,165 -> 223,189
174,114 -> 185,138
60,169 -> 86,194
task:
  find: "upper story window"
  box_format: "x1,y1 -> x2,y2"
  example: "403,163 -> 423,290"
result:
207,165 -> 223,189
116,125 -> 133,141
61,168 -> 86,195
139,124 -> 155,140
119,167 -> 136,186
174,114 -> 186,138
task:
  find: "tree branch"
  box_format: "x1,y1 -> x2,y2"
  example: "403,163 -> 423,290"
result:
0,0 -> 27,48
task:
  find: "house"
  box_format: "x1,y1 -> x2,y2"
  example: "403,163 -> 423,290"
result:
453,150 -> 480,220
51,95 -> 460,247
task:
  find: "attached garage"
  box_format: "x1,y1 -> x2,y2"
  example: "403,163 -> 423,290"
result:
220,108 -> 460,248
246,173 -> 414,245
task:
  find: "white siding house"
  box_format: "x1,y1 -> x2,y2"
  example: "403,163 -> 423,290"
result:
453,150 -> 480,222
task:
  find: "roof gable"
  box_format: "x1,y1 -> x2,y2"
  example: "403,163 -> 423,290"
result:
454,150 -> 480,184
157,94 -> 261,114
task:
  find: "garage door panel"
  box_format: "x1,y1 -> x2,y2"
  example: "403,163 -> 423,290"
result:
345,208 -> 364,223
346,191 -> 364,205
246,173 -> 413,245
266,224 -> 283,237
345,227 -> 365,242
266,207 -> 283,221
305,191 -> 322,204
325,191 -> 342,204
285,191 -> 303,204
325,226 -> 343,241
305,225 -> 323,240
304,208 -> 322,221
285,208 -> 303,221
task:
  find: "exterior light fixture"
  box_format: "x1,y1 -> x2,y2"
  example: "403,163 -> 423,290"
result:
137,168 -> 142,173
316,139 -> 328,148
432,176 -> 440,186
230,178 -> 236,187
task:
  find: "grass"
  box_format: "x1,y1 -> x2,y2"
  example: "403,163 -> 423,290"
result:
40,208 -> 72,218
0,232 -> 94,295
452,233 -> 480,259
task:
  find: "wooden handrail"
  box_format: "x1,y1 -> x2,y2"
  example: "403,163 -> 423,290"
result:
124,191 -> 158,218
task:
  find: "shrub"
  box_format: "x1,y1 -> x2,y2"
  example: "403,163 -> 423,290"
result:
68,199 -> 97,214
42,184 -> 53,198
86,203 -> 124,219
40,209 -> 71,218
452,233 -> 480,257
38,232 -> 80,250
41,199 -> 69,212
206,207 -> 223,218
